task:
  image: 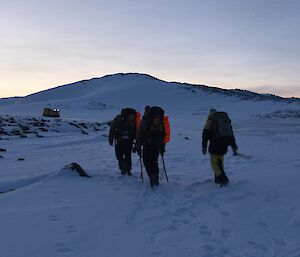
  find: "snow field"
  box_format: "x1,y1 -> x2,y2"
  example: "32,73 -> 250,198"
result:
0,73 -> 299,257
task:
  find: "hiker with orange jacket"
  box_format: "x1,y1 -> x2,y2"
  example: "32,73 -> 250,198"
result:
136,106 -> 170,187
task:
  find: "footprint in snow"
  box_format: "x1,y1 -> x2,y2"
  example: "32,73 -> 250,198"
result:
290,216 -> 300,227
264,194 -> 280,203
174,207 -> 189,215
247,241 -> 268,251
288,206 -> 297,212
180,219 -> 190,225
54,243 -> 72,254
230,192 -> 255,201
48,214 -> 60,222
209,203 -> 220,208
66,225 -> 79,234
152,250 -> 163,256
200,243 -> 214,252
60,206 -> 70,210
167,219 -> 178,231
257,221 -> 269,228
220,210 -> 230,216
272,237 -> 287,246
198,225 -> 212,236
220,228 -> 232,238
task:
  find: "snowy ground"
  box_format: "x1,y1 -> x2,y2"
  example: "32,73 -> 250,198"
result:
1,74 -> 300,257
0,113 -> 299,257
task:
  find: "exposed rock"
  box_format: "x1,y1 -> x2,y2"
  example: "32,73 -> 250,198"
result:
64,163 -> 91,178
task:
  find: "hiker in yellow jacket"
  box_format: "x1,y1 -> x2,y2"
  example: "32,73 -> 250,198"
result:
202,109 -> 238,186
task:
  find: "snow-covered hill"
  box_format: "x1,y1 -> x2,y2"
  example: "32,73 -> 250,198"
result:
0,73 -> 300,257
1,73 -> 299,120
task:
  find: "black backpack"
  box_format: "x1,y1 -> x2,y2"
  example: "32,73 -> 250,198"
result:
121,108 -> 136,120
116,108 -> 136,141
211,112 -> 233,140
147,106 -> 164,119
143,106 -> 165,145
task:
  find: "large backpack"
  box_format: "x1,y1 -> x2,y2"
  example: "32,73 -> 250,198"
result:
211,112 -> 233,139
121,108 -> 141,130
116,108 -> 140,141
121,108 -> 136,120
143,106 -> 169,145
147,106 -> 164,119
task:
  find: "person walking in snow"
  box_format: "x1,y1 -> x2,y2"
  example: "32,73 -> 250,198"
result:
109,108 -> 140,176
202,109 -> 238,186
136,106 -> 168,187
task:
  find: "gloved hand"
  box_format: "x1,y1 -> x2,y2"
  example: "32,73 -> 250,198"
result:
160,144 -> 165,155
202,148 -> 207,155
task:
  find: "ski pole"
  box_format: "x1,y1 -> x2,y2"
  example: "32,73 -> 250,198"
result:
139,157 -> 144,183
161,154 -> 169,183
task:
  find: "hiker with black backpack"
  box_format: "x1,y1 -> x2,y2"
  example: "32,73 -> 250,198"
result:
136,106 -> 170,187
202,109 -> 238,186
109,108 -> 141,176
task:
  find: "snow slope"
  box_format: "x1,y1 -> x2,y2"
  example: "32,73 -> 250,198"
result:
1,73 -> 299,120
0,73 -> 300,257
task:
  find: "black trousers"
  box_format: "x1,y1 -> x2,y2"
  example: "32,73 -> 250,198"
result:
115,141 -> 133,172
143,144 -> 160,184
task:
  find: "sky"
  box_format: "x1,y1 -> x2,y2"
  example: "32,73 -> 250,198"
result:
1,0 -> 300,98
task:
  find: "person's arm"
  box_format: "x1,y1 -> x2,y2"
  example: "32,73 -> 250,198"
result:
230,129 -> 238,154
202,118 -> 212,154
108,118 -> 117,145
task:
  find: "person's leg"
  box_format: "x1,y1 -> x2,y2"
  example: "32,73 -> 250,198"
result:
152,148 -> 160,185
143,145 -> 159,187
116,142 -> 126,174
211,155 -> 229,185
115,143 -> 122,170
211,154 -> 224,183
124,143 -> 133,175
143,145 -> 152,179
211,154 -> 223,175
217,156 -> 229,185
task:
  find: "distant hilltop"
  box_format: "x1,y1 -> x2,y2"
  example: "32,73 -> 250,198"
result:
77,73 -> 300,103
1,72 -> 299,104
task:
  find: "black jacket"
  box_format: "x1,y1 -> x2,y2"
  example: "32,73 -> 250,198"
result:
202,114 -> 237,155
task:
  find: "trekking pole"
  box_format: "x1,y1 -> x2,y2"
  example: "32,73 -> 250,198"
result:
161,154 -> 169,183
139,157 -> 144,183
